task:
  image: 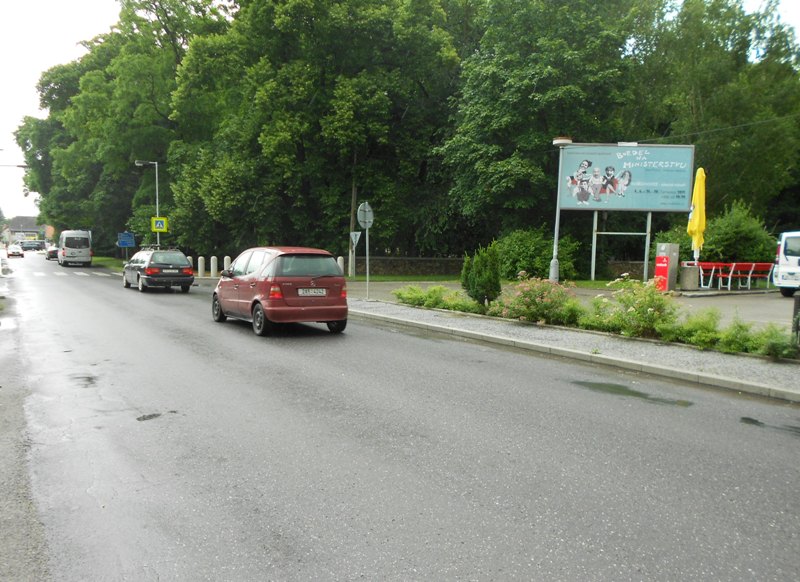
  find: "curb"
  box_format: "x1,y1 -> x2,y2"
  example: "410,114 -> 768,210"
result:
349,308 -> 800,404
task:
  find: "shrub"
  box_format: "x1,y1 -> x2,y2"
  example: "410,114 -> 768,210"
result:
487,274 -> 585,326
654,200 -> 775,262
494,228 -> 580,280
461,242 -> 501,304
580,275 -> 679,338
717,318 -> 757,354
393,285 -> 484,314
754,324 -> 799,360
668,309 -> 722,350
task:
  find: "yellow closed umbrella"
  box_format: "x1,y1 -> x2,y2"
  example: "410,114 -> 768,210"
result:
687,167 -> 706,261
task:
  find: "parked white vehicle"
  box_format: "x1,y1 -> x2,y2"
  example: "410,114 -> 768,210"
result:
57,230 -> 93,267
772,230 -> 800,297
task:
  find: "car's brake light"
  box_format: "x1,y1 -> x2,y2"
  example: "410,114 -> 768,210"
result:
268,284 -> 283,299
144,267 -> 160,275
181,267 -> 194,275
341,284 -> 347,298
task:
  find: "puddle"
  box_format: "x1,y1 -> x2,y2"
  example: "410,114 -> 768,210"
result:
69,373 -> 97,388
137,413 -> 162,422
741,416 -> 800,437
573,381 -> 693,407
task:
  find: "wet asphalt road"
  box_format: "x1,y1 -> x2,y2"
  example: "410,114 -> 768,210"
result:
1,254 -> 799,581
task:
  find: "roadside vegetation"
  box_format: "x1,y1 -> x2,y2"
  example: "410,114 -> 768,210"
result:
394,219 -> 800,360
393,276 -> 800,361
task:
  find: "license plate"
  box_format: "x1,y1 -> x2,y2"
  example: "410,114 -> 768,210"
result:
163,269 -> 178,274
298,288 -> 326,297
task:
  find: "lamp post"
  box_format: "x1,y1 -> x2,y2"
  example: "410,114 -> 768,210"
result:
135,160 -> 160,245
549,137 -> 572,282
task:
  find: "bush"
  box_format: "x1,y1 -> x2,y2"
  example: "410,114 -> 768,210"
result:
654,200 -> 775,262
494,228 -> 580,280
461,242 -> 501,304
754,324 -> 799,360
667,309 -> 722,350
486,274 -> 585,326
392,285 -> 484,314
717,318 -> 757,354
580,275 -> 679,338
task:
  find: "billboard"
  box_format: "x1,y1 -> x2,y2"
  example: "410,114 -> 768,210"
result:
558,143 -> 694,212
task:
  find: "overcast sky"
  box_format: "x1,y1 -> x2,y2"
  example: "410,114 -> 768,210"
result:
1,0 -> 798,220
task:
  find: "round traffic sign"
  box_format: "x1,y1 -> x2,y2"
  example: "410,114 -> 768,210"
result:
357,201 -> 374,228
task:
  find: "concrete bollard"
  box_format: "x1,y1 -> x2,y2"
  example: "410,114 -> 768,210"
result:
224,256 -> 231,270
198,256 -> 206,278
188,256 -> 194,270
210,256 -> 218,278
337,256 -> 345,274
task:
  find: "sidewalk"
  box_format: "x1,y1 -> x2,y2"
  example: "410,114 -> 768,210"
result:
345,291 -> 800,404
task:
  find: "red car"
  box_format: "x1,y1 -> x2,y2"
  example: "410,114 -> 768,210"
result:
212,247 -> 348,335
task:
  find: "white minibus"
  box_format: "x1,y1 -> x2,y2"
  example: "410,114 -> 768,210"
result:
773,230 -> 800,297
58,230 -> 93,267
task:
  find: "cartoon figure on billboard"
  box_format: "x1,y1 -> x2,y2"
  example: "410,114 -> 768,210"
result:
576,175 -> 592,204
601,166 -> 617,200
589,167 -> 604,202
567,159 -> 592,201
616,170 -> 632,197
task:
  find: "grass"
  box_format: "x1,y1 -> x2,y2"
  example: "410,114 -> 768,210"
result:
93,256 -> 126,271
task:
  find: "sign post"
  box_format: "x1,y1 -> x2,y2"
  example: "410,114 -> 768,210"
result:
357,201 -> 374,300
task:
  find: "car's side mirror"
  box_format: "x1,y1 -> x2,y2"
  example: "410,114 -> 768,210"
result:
220,269 -> 232,278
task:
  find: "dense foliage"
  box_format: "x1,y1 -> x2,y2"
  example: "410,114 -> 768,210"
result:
13,0 -> 800,260
654,200 -> 777,262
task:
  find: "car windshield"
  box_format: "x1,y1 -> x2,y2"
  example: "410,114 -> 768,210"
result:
785,236 -> 800,257
151,251 -> 190,266
276,255 -> 340,277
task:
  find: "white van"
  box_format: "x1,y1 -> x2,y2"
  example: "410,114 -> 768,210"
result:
772,230 -> 800,297
58,230 -> 93,267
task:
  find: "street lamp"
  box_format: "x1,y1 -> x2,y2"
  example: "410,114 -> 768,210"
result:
549,137 -> 572,282
134,160 -> 160,245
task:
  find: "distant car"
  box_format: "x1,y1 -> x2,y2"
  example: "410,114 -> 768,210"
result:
20,240 -> 45,251
122,248 -> 195,293
45,244 -> 59,260
7,244 -> 24,258
212,246 -> 348,335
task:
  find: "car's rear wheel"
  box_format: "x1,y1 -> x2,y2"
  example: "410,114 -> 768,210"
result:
779,287 -> 796,297
138,277 -> 147,292
327,319 -> 347,334
252,303 -> 273,336
212,295 -> 227,322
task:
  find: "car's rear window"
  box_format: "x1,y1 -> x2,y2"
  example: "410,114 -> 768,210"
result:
785,236 -> 800,257
65,237 -> 90,248
276,255 -> 341,277
151,251 -> 191,266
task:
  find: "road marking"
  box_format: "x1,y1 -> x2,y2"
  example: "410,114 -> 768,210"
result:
74,272 -> 90,277
33,272 -> 46,277
53,272 -> 68,276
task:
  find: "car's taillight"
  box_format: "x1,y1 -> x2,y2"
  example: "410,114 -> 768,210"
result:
181,267 -> 193,275
144,267 -> 160,275
341,284 -> 347,298
90,250 -> 95,257
268,284 -> 283,299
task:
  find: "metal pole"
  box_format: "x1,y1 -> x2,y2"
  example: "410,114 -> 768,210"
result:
591,211 -> 598,281
643,212 -> 652,281
549,144 -> 567,282
154,161 -> 160,247
365,226 -> 370,300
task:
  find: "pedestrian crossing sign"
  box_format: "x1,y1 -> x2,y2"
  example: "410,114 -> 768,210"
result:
151,217 -> 168,233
